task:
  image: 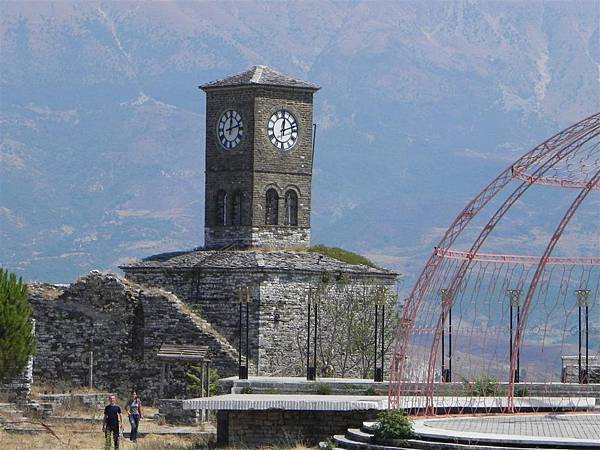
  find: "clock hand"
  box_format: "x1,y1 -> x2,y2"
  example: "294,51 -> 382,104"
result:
279,118 -> 286,138
226,121 -> 240,132
281,124 -> 297,133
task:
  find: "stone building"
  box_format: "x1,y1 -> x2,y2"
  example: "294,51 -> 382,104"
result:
121,66 -> 398,376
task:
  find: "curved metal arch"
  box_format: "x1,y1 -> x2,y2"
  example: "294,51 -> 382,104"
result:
423,126 -> 600,412
506,168 -> 600,411
388,112 -> 600,410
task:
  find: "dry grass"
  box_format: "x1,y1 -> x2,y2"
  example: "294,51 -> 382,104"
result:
0,429 -> 311,450
0,429 -> 208,449
52,400 -> 102,419
31,383 -> 107,397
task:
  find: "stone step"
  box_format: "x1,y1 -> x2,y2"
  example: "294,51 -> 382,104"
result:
335,433 -> 575,450
333,434 -> 411,450
362,421 -> 378,432
347,428 -> 374,443
384,439 -> 544,450
1,418 -> 29,424
352,422 -> 576,450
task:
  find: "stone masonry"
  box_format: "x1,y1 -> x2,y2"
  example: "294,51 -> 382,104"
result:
218,409 -> 379,447
29,272 -> 238,400
202,66 -> 318,249
122,249 -> 397,377
0,355 -> 33,403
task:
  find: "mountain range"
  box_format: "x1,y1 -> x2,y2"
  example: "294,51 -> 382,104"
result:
1,0 -> 598,290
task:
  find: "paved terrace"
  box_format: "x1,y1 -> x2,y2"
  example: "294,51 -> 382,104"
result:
414,413 -> 600,447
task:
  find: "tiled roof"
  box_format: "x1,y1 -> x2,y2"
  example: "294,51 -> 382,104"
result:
201,65 -> 320,91
120,250 -> 395,277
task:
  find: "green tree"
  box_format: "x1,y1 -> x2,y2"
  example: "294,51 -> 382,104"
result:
295,280 -> 399,378
0,268 -> 35,383
185,366 -> 220,397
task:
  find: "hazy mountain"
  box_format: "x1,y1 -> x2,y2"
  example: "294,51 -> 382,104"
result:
1,0 -> 598,287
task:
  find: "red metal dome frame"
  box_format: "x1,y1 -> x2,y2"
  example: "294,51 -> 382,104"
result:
389,113 -> 600,414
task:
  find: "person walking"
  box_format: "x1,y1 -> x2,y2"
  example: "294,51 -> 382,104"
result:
103,395 -> 123,450
125,390 -> 144,442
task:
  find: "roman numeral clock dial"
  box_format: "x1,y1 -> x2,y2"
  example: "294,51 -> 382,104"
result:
267,110 -> 298,151
217,110 -> 243,149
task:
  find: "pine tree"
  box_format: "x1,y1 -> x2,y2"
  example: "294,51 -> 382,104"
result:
0,268 -> 35,383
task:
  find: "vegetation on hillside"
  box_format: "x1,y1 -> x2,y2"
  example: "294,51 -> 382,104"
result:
0,268 -> 36,383
308,245 -> 380,268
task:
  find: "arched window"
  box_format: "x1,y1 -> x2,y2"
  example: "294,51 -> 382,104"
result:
216,190 -> 228,226
265,189 -> 279,225
231,190 -> 242,226
285,190 -> 298,226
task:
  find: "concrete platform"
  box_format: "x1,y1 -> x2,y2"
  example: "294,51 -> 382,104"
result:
184,394 -> 388,411
414,413 -> 600,448
182,394 -> 598,448
183,394 -> 596,413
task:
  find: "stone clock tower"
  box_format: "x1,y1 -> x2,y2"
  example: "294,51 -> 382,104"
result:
122,67 -> 397,378
200,65 -> 320,249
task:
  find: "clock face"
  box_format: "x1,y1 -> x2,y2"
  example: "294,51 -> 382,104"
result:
217,110 -> 244,149
267,110 -> 298,150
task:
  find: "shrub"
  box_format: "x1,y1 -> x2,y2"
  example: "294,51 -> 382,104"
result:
374,410 -> 415,441
0,268 -> 35,383
316,383 -> 332,395
464,375 -> 501,397
514,386 -> 529,397
240,387 -> 253,394
364,386 -> 378,396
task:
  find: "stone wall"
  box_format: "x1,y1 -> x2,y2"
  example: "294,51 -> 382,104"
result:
0,320 -> 34,403
0,355 -> 33,403
125,268 -> 263,374
124,257 -> 397,377
219,409 -> 379,447
205,226 -> 311,249
258,273 -> 397,376
156,399 -> 203,425
561,356 -> 600,383
29,272 -> 238,400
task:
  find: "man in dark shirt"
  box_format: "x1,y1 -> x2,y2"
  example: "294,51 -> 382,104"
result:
103,395 -> 123,449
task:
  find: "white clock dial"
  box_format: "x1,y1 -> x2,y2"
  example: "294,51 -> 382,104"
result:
217,110 -> 244,149
267,110 -> 298,150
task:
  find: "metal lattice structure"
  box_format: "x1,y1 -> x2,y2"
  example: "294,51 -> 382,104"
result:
389,113 -> 600,414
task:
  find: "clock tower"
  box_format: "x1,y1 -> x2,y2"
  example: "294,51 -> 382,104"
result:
201,66 -> 320,249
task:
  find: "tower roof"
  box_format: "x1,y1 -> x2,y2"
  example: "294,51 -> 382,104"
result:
200,65 -> 320,91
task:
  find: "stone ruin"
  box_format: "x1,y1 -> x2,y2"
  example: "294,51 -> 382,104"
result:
29,272 -> 238,400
